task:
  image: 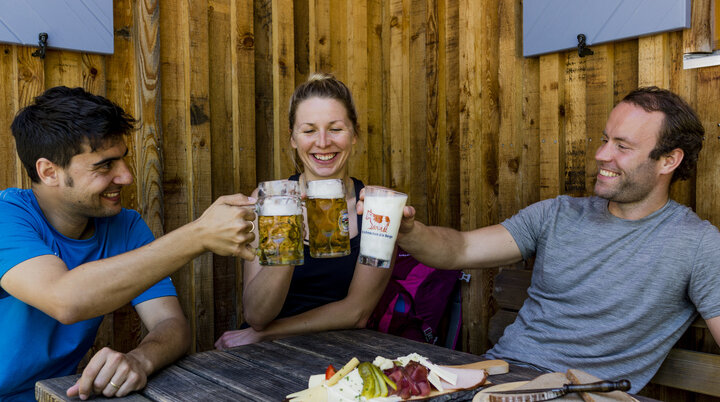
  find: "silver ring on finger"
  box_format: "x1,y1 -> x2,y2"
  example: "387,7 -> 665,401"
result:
248,221 -> 255,233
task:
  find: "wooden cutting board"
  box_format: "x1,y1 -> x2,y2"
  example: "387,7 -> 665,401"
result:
409,359 -> 510,400
473,370 -> 637,402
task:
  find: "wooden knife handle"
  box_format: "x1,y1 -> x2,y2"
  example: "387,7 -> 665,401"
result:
565,380 -> 631,393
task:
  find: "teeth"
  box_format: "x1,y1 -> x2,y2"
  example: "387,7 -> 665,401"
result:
314,153 -> 336,161
102,191 -> 120,197
599,169 -> 619,177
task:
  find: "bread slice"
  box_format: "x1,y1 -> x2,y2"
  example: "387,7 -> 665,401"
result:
566,369 -> 637,402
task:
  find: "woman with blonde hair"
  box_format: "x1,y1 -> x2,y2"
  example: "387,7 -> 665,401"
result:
215,73 -> 393,347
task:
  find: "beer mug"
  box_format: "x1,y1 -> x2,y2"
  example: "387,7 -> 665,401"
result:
306,179 -> 351,258
359,186 -> 408,268
256,180 -> 304,266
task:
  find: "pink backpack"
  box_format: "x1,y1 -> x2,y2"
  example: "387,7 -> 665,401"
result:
367,250 -> 463,349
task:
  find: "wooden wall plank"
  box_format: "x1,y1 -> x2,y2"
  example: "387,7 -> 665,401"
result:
232,0 -> 258,327
498,0 -> 523,220
426,0 -> 442,225
271,0 -> 296,179
521,56 -> 540,209
209,0 -> 238,340
695,65 -> 720,225
44,50 -> 83,88
638,34 -> 671,88
254,0 -> 274,182
409,0 -> 428,222
563,52 -> 586,197
388,0 -> 408,192
669,30 -> 697,208
443,0 -> 460,228
366,0 -> 385,186
612,40 -> 638,104
330,0 -> 347,80
0,45 -> 19,190
683,0 -> 713,53
459,0 -> 499,355
309,0 -> 331,73
538,53 -> 564,199
584,44 -> 614,195
159,0 -> 196,352
347,0 -> 369,181
187,0 -> 216,353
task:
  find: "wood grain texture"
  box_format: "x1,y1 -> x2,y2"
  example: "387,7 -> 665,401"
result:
584,44 -> 613,196
272,0 -> 296,179
638,34 -> 670,88
347,0 -> 369,182
563,52 -> 586,197
538,53 -> 564,200
683,0 -> 713,53
0,45 -> 19,190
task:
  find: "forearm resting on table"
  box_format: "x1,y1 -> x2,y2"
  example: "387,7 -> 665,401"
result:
129,316 -> 190,375
256,299 -> 374,342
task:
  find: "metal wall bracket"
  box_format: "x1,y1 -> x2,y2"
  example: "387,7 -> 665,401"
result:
577,34 -> 594,57
31,33 -> 48,59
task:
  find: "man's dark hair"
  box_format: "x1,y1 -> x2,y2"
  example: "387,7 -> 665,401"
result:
11,86 -> 136,183
622,86 -> 704,182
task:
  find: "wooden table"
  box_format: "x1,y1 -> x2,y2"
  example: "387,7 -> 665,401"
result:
36,329 -> 657,401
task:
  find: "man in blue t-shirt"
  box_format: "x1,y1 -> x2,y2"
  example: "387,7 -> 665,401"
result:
359,87 -> 720,392
0,87 -> 257,401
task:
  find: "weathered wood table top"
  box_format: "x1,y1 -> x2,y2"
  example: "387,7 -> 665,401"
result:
36,329 -> 657,401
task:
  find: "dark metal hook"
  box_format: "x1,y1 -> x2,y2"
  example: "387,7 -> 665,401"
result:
31,33 -> 48,59
577,34 -> 593,57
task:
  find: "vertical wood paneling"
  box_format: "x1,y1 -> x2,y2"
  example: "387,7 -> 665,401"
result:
538,54 -> 564,199
388,0 -> 409,192
0,45 -> 19,190
409,0 -> 428,222
187,0 -> 215,353
584,45 -> 614,194
459,0 -> 499,354
159,0 -> 203,352
521,57 -> 540,208
209,0 -> 238,340
232,0 -> 257,326
254,0 -> 274,182
498,0 -> 523,220
271,0 -> 296,179
563,52 -> 586,197
347,0 -> 369,180
44,51 -> 83,88
695,65 -> 720,225
669,31 -> 696,208
638,34 -> 671,88
366,0 -> 385,186
683,0 -> 713,53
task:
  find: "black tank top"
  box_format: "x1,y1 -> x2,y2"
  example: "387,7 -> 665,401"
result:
277,174 -> 365,318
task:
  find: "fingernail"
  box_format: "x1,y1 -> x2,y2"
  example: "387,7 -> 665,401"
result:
80,394 -> 87,400
249,196 -> 257,203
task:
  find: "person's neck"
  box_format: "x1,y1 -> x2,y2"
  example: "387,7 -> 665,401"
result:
32,186 -> 93,239
607,192 -> 670,220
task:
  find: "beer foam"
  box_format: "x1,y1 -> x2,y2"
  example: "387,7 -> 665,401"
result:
260,196 -> 302,216
307,179 -> 344,199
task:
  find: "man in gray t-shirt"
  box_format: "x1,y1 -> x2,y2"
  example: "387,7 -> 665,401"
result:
360,87 -> 720,392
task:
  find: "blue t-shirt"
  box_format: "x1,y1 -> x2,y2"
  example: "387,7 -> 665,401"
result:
278,176 -> 364,318
0,188 -> 177,401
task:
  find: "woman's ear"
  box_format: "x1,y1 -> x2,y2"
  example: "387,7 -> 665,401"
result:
290,130 -> 298,149
36,158 -> 60,186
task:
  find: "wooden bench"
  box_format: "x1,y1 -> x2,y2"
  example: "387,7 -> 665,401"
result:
488,268 -> 720,399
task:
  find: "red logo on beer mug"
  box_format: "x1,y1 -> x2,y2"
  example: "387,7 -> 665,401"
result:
365,209 -> 390,233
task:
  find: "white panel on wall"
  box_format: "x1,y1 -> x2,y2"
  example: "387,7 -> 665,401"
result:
523,0 -> 691,57
0,0 -> 113,54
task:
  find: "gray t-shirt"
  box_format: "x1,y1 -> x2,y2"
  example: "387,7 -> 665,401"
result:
485,195 -> 720,392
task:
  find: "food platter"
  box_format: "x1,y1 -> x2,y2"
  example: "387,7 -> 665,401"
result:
287,356 -> 509,402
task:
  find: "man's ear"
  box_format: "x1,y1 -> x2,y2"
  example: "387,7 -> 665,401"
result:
660,148 -> 684,176
36,158 -> 61,186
